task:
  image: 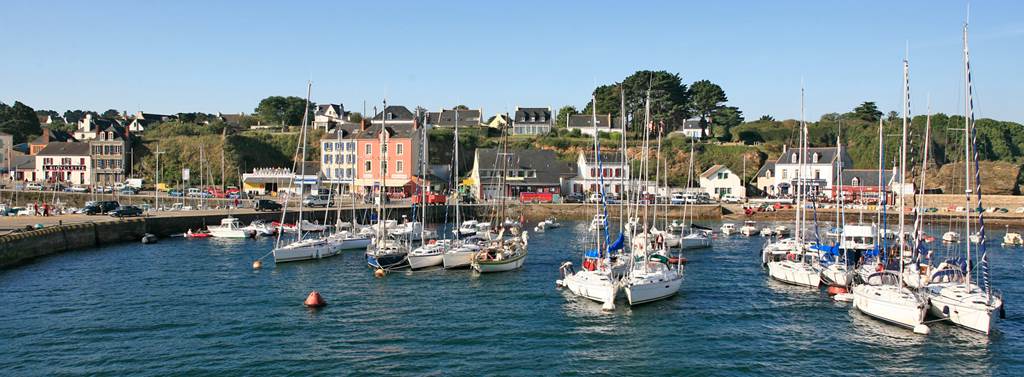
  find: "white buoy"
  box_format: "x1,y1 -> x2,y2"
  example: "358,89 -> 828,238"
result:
252,260 -> 262,269
601,301 -> 615,311
913,324 -> 930,335
555,279 -> 563,288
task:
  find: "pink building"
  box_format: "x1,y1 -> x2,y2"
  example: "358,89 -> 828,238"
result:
353,106 -> 421,197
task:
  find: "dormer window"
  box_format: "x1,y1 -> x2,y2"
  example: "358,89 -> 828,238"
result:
386,112 -> 394,120
851,177 -> 860,186
790,153 -> 797,163
812,152 -> 820,163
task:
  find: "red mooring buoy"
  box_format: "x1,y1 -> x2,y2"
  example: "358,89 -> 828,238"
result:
304,291 -> 327,308
827,286 -> 849,296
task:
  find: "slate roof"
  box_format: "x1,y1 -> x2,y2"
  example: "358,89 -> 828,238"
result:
754,161 -> 776,178
476,148 -> 575,186
30,129 -> 75,144
775,146 -> 852,167
700,164 -> 731,179
321,128 -> 352,139
430,109 -> 482,126
138,112 -> 175,122
372,105 -> 415,121
840,169 -> 895,187
12,154 -> 35,170
352,122 -> 418,140
567,114 -> 618,129
36,142 -> 90,156
514,107 -> 551,125
317,104 -> 344,116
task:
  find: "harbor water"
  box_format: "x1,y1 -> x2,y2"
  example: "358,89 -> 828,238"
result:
1,221 -> 1022,375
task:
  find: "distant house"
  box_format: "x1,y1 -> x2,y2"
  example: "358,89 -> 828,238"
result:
89,122 -> 131,186
320,128 -> 358,192
469,148 -> 574,202
75,114 -> 124,140
834,169 -> 901,203
352,118 -> 422,196
699,164 -> 745,199
567,114 -> 619,136
671,118 -> 704,139
487,113 -> 510,129
29,129 -> 76,155
371,105 -> 417,126
313,104 -> 354,131
242,162 -> 321,196
11,153 -> 36,182
425,108 -> 484,129
35,142 -> 92,185
570,151 -> 629,196
512,107 -> 552,135
753,161 -> 776,196
126,111 -> 176,133
772,145 -> 852,196
36,115 -> 59,125
216,112 -> 246,126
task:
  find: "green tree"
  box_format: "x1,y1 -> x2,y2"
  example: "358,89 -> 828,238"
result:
758,115 -> 775,122
255,96 -> 313,126
852,101 -> 883,122
886,111 -> 899,123
62,109 -> 97,124
555,106 -> 578,129
583,71 -> 692,132
690,79 -> 726,118
713,106 -> 744,141
453,105 -> 469,110
0,101 -> 43,143
101,109 -> 121,119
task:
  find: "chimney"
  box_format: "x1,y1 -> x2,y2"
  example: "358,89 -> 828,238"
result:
360,119 -> 368,131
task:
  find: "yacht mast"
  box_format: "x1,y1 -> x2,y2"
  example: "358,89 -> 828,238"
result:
295,81 -> 312,237
962,23 -> 973,276
899,56 -> 910,282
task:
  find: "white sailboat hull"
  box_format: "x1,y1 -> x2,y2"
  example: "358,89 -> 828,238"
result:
821,264 -> 853,287
680,234 -> 711,250
852,284 -> 928,330
767,260 -> 821,287
472,250 -> 527,273
273,240 -> 341,263
562,270 -> 618,304
408,253 -> 444,269
625,270 -> 682,305
443,250 -> 475,269
927,284 -> 1001,334
335,236 -> 371,250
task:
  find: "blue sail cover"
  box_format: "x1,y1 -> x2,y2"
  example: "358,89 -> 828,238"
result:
585,249 -> 600,258
606,233 -> 625,253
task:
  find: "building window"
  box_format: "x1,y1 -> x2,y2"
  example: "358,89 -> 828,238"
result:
782,169 -> 787,180
335,168 -> 341,178
80,158 -> 85,165
791,153 -> 797,163
812,153 -> 820,163
814,170 -> 820,180
396,143 -> 404,155
365,161 -> 371,172
851,177 -> 860,186
365,144 -> 371,155
324,143 -> 332,152
396,161 -> 404,173
717,172 -> 728,180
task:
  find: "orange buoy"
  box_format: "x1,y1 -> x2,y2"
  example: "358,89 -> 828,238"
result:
374,268 -> 386,278
827,286 -> 849,296
304,291 -> 327,308
252,260 -> 262,269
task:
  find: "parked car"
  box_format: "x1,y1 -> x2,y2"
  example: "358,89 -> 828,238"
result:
109,205 -> 144,217
25,182 -> 43,191
255,199 -> 283,212
120,187 -> 139,195
82,200 -> 120,215
720,194 -> 743,204
69,185 -> 89,193
563,193 -> 585,204
302,195 -> 332,207
168,189 -> 184,197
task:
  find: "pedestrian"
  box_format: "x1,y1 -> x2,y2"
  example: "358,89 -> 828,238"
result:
234,198 -> 240,208
43,203 -> 49,217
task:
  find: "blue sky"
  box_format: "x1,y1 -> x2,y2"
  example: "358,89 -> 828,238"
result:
2,0 -> 1022,122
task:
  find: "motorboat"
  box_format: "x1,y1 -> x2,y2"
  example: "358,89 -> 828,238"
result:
1004,231 -> 1023,247
457,220 -> 479,237
760,227 -> 774,237
720,223 -> 736,236
679,231 -> 712,250
773,225 -> 790,237
739,221 -> 758,236
243,220 -> 277,237
942,231 -> 960,243
207,217 -> 253,238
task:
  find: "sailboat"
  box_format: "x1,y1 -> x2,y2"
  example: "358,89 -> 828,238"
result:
925,23 -> 1003,334
471,112 -> 528,273
764,85 -> 822,288
852,56 -> 929,334
622,89 -> 683,305
443,110 -> 482,269
409,109 -> 444,270
559,92 -> 624,309
366,100 -> 411,270
820,129 -> 854,288
677,141 -> 711,250
325,127 -> 372,251
273,82 -> 343,263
